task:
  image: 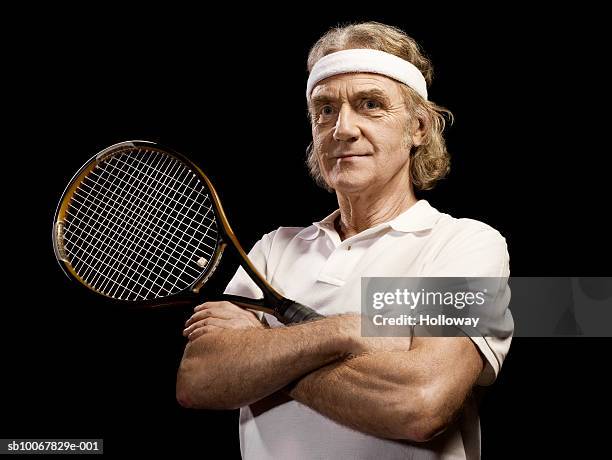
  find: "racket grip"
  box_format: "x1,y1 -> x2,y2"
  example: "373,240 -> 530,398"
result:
279,301 -> 325,324
218,294 -> 323,324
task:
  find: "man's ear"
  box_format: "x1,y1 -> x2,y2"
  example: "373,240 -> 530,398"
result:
411,115 -> 428,147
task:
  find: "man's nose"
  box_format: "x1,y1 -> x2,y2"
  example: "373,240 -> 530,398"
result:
333,105 -> 361,142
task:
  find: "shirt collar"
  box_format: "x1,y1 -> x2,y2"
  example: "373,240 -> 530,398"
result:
297,200 -> 441,240
388,200 -> 441,232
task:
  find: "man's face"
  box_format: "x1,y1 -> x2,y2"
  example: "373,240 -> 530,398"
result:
310,73 -> 423,194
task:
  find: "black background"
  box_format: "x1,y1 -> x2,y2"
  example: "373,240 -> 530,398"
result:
3,7 -> 610,458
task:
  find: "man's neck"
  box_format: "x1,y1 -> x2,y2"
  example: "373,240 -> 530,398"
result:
334,187 -> 417,240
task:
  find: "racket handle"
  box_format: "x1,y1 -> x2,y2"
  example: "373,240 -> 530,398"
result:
219,294 -> 324,324
219,294 -> 268,310
279,301 -> 324,324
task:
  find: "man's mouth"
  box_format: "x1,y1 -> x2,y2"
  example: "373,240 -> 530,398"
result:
332,153 -> 372,159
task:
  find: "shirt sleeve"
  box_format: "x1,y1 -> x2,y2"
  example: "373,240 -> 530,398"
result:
425,220 -> 513,386
223,230 -> 277,322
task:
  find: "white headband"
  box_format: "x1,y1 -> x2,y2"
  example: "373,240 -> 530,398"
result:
306,48 -> 428,101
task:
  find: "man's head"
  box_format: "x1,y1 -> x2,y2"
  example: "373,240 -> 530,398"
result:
306,22 -> 452,194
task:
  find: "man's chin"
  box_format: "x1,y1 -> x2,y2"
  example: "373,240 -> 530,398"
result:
329,180 -> 371,195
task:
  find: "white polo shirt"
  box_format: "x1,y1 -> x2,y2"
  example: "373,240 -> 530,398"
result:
225,199 -> 512,460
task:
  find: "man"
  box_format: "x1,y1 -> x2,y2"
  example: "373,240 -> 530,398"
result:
177,22 -> 512,459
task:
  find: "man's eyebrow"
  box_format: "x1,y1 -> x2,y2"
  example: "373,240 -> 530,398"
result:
351,89 -> 392,104
310,94 -> 334,108
310,89 -> 392,108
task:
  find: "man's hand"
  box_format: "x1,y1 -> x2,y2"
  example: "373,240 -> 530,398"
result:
183,301 -> 264,340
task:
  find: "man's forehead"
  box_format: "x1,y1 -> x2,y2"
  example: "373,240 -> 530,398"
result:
310,73 -> 402,99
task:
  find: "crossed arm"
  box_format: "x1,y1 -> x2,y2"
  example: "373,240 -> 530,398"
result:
176,301 -> 484,442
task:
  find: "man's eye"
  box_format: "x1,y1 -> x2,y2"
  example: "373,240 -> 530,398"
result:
321,105 -> 334,116
363,100 -> 381,110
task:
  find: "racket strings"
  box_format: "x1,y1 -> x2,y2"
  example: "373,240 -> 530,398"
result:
69,154 -> 201,294
68,151 -> 216,299
67,151 -> 189,298
62,148 -> 218,301
77,157 -> 216,256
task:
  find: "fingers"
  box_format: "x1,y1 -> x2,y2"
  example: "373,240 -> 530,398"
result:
194,301 -> 243,313
183,319 -> 205,337
186,305 -> 232,327
187,301 -> 259,326
185,309 -> 216,327
187,324 -> 222,341
183,317 -> 228,337
183,301 -> 265,339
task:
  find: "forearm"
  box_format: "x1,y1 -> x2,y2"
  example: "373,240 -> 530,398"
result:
176,317 -> 350,410
289,350 -> 429,440
289,337 -> 483,441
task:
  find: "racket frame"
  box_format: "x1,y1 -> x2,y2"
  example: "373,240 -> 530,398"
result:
52,140 -> 282,315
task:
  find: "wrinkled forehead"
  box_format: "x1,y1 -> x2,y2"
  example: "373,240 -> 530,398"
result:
309,73 -> 405,102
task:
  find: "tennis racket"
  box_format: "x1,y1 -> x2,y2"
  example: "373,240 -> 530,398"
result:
52,140 -> 323,324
